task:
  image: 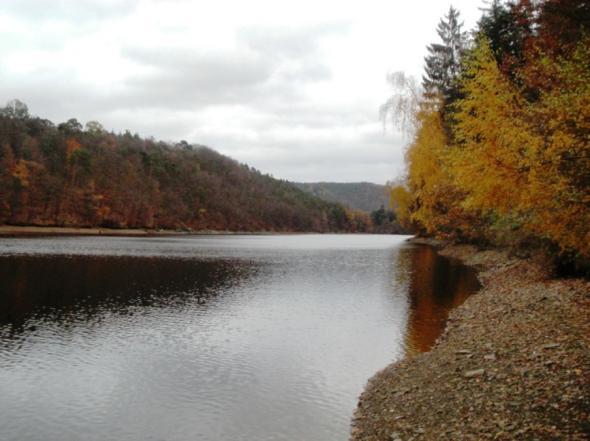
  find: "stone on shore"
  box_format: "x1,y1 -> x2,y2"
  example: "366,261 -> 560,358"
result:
351,243 -> 590,440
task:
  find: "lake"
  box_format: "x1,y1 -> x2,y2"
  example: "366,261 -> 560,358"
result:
0,234 -> 479,441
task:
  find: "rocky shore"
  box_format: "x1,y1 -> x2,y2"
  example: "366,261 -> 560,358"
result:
352,241 -> 590,440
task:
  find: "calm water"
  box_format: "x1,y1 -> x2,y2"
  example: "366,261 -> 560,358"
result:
0,234 -> 479,441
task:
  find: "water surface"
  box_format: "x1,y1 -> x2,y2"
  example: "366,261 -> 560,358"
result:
0,234 -> 478,441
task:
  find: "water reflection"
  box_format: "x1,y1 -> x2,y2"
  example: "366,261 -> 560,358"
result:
0,255 -> 256,331
402,245 -> 481,354
0,235 -> 478,441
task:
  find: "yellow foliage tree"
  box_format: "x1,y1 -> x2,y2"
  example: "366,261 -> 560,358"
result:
450,36 -> 590,256
389,184 -> 412,229
12,160 -> 30,188
451,37 -> 539,215
524,39 -> 590,255
402,106 -> 474,238
390,29 -> 589,260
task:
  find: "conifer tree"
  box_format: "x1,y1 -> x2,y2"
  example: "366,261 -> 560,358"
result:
477,0 -> 532,78
422,6 -> 467,104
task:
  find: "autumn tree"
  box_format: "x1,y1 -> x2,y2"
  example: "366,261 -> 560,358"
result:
0,101 -> 367,233
447,34 -> 590,256
477,0 -> 532,77
388,0 -> 589,262
533,0 -> 590,57
523,38 -> 590,255
450,37 -> 533,215
389,184 -> 412,229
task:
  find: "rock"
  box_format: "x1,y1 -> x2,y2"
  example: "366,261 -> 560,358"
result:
389,431 -> 402,441
464,368 -> 485,378
350,244 -> 590,441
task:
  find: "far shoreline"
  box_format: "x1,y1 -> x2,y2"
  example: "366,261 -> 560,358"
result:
0,225 -> 398,237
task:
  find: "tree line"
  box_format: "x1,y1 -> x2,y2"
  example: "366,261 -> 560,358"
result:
0,104 -> 373,233
388,0 -> 589,270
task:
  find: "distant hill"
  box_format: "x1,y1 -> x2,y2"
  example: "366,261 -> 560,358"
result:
293,182 -> 390,212
0,102 -> 371,233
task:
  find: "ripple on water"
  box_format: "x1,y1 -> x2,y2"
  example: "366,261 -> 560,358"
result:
0,235 -> 479,441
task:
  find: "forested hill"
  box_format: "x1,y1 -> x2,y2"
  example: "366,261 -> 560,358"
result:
293,182 -> 389,212
0,103 -> 371,233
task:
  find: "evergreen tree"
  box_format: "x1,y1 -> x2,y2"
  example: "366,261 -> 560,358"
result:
422,6 -> 467,103
477,0 -> 532,78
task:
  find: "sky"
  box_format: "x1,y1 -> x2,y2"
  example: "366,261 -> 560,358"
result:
0,0 -> 484,184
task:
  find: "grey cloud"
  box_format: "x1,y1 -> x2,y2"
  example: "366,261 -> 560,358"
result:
120,47 -> 275,108
0,6 -> 404,184
122,47 -> 272,88
276,62 -> 331,83
242,138 -> 402,167
264,103 -> 377,129
238,23 -> 349,83
2,19 -> 344,119
238,23 -> 350,59
1,0 -> 137,23
259,145 -> 404,183
250,153 -> 401,184
114,23 -> 344,111
0,73 -> 109,121
1,1 -> 137,63
190,125 -> 404,183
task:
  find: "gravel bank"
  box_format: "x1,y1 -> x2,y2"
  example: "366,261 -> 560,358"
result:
352,242 -> 590,440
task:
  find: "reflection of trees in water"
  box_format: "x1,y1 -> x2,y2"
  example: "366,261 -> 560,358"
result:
0,256 -> 257,333
402,245 -> 480,355
392,246 -> 412,287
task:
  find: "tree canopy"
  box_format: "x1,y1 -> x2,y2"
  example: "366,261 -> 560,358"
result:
0,106 -> 373,233
390,0 -> 590,269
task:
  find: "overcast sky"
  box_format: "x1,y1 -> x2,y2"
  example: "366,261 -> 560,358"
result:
0,0 -> 484,184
